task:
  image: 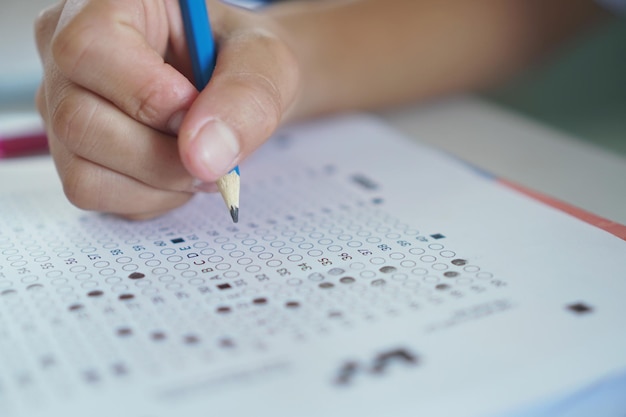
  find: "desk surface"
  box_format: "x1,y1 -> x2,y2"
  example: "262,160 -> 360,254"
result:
379,97 -> 626,225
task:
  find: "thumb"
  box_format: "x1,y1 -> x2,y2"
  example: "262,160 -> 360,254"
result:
177,28 -> 299,183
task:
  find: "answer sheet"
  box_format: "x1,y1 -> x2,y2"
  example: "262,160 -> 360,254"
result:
0,115 -> 625,417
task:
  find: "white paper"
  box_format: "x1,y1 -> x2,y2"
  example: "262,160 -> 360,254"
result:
0,115 -> 625,417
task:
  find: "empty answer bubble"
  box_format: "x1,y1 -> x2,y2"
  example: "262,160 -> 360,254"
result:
308,273 -> 324,282
432,263 -> 448,271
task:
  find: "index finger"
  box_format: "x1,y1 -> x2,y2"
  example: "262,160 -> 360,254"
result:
51,0 -> 197,132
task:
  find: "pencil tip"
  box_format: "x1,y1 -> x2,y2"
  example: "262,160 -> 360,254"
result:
230,206 -> 239,223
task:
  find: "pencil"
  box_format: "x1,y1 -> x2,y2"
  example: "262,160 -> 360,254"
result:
179,0 -> 241,223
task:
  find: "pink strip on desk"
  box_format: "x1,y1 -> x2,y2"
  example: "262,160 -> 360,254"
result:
0,132 -> 49,159
501,179 -> 626,241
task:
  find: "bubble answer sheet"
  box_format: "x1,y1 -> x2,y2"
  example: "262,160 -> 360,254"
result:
0,114 -> 625,417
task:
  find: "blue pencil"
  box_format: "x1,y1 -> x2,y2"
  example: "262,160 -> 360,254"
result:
179,0 -> 240,223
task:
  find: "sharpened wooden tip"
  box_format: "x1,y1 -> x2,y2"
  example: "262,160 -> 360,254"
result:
217,169 -> 240,223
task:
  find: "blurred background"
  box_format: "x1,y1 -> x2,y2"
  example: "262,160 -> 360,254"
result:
485,17 -> 626,156
1,0 -> 624,155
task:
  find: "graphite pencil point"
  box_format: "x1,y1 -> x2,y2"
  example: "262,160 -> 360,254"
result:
230,206 -> 239,223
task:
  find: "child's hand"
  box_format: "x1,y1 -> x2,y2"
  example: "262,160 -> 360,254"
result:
35,0 -> 299,219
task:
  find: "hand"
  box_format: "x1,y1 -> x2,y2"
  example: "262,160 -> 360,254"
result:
35,0 -> 299,219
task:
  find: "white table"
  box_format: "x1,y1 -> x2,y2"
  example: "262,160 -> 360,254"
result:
380,97 -> 626,225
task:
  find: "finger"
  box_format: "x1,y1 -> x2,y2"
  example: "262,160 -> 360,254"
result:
46,80 -> 197,192
50,0 -> 197,132
34,2 -> 64,60
48,136 -> 193,217
178,27 -> 300,182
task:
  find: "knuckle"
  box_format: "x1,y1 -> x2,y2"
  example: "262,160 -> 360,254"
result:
226,30 -> 299,133
241,29 -> 299,86
246,74 -> 283,133
34,10 -> 53,52
262,35 -> 300,110
62,160 -> 101,211
34,4 -> 62,48
50,91 -> 79,142
276,43 -> 300,100
250,93 -> 281,135
34,10 -> 47,37
261,31 -> 298,75
227,71 -> 283,136
50,92 -> 98,154
130,73 -> 193,127
51,19 -> 97,77
131,80 -> 165,125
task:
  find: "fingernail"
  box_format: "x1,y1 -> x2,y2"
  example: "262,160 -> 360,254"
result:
191,119 -> 240,179
168,110 -> 187,134
191,178 -> 218,193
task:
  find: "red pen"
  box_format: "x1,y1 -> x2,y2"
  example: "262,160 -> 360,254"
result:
0,113 -> 49,159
